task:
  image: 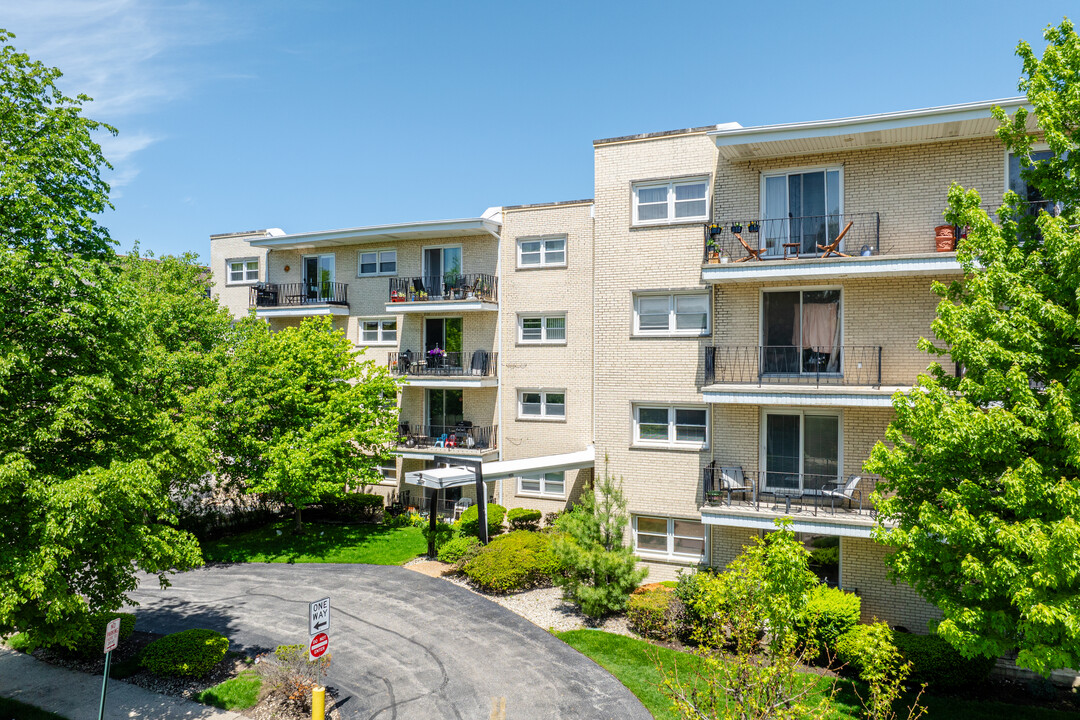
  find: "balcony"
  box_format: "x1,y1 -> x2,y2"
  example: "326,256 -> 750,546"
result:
700,463 -> 882,535
388,350 -> 498,388
386,274 -> 498,313
704,345 -> 882,387
249,282 -> 350,317
395,423 -> 498,457
700,211 -> 962,282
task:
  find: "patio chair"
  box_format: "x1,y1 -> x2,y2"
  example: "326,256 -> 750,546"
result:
733,233 -> 764,262
817,475 -> 862,515
444,434 -> 457,448
453,497 -> 473,521
719,466 -> 753,506
433,433 -> 449,448
816,220 -> 854,258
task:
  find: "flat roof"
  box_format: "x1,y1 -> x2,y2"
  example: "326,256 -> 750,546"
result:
247,215 -> 501,250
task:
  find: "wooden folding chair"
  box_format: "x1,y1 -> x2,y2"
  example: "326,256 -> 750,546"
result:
816,220 -> 854,258
733,233 -> 763,262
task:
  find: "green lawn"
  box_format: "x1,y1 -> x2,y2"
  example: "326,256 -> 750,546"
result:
0,696 -> 70,720
556,630 -> 1076,720
201,522 -> 426,564
195,671 -> 261,710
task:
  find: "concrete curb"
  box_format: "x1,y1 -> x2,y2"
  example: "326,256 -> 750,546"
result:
0,647 -> 245,720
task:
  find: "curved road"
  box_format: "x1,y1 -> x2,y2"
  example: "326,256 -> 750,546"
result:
126,564 -> 651,720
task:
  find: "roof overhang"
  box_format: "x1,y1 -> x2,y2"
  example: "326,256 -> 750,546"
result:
248,216 -> 501,251
708,98 -> 1033,160
699,506 -> 875,538
403,447 -> 595,487
701,385 -> 907,408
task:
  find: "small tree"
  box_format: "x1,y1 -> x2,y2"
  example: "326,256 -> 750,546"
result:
552,466 -> 647,618
866,18 -> 1080,674
661,523 -> 831,720
212,316 -> 401,532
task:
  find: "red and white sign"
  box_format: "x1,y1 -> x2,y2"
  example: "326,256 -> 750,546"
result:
103,618 -> 122,654
308,632 -> 329,660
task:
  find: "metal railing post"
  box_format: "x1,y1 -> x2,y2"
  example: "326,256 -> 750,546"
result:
877,346 -> 882,388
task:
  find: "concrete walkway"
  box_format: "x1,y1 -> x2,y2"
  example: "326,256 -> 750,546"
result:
0,648 -> 244,720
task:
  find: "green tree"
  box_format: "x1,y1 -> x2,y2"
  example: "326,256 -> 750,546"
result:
0,32 -> 203,649
866,18 -> 1080,675
212,316 -> 401,532
552,465 -> 647,618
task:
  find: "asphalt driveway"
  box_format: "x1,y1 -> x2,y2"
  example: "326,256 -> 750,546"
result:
126,564 -> 652,720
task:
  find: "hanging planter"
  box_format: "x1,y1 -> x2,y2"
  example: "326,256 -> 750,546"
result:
731,223 -> 743,234
708,224 -> 723,237
748,221 -> 760,233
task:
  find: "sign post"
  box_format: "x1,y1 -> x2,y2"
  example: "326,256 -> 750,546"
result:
307,598 -> 330,719
98,617 -> 121,720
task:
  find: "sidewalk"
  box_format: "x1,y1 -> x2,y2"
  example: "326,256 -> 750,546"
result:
0,648 -> 245,720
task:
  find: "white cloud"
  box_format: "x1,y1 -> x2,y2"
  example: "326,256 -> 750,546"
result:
4,0 -> 240,193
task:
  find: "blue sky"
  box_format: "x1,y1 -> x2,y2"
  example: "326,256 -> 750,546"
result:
5,1 -> 1074,261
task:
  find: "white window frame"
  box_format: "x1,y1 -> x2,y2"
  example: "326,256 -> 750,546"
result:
358,249 -> 397,277
377,464 -> 398,485
359,318 -> 398,345
226,257 -> 259,285
758,407 -> 844,493
517,470 -> 566,498
517,389 -> 566,420
633,515 -> 707,562
633,291 -> 710,337
759,286 -> 844,375
517,314 -> 567,344
632,176 -> 709,226
632,405 -> 709,450
516,235 -> 568,269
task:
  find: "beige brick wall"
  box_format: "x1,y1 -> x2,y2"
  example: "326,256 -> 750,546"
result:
208,232 -> 271,318
842,537 -> 942,633
712,137 -> 1006,255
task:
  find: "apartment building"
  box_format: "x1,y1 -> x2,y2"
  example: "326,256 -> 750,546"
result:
210,97 -> 1036,633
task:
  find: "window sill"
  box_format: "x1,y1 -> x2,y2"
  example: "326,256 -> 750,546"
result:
631,333 -> 710,339
516,491 -> 565,500
358,273 -> 397,278
630,219 -> 708,231
225,280 -> 260,286
630,443 -> 708,453
359,342 -> 397,347
517,416 -> 567,423
516,341 -> 568,347
634,551 -> 704,565
515,264 -> 568,271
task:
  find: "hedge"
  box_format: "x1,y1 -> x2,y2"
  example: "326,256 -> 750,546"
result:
891,631 -> 996,690
458,503 -> 506,538
794,585 -> 861,656
141,629 -> 230,678
316,492 -> 383,521
437,535 -> 481,564
74,612 -> 136,656
462,531 -> 560,593
507,508 -> 542,532
627,586 -> 685,641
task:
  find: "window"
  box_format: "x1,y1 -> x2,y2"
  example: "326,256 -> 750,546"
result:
634,405 -> 708,448
633,292 -> 709,336
518,471 -> 565,498
1007,148 -> 1065,216
359,250 -> 397,277
377,464 -> 397,484
761,167 -> 843,256
761,289 -> 841,374
634,516 -> 706,560
361,319 -> 397,344
762,408 -> 841,493
519,314 -> 566,343
517,236 -> 567,268
632,177 -> 709,225
518,390 -> 566,419
227,258 -> 259,283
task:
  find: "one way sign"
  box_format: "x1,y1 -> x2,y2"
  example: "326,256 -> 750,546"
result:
309,597 -> 330,636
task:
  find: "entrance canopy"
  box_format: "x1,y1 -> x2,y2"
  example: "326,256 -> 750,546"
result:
404,447 -> 595,489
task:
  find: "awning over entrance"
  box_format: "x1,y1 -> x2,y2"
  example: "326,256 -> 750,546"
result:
404,446 -> 595,487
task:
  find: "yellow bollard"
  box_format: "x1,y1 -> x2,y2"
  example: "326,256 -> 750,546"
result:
311,685 -> 325,720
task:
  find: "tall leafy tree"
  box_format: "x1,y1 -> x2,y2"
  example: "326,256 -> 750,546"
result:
212,316 -> 401,532
0,32 -> 203,648
867,18 -> 1080,675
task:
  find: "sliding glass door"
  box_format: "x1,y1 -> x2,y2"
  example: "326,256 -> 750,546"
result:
761,289 -> 842,375
763,410 -> 840,492
762,168 -> 842,256
423,246 -> 463,298
303,254 -> 335,301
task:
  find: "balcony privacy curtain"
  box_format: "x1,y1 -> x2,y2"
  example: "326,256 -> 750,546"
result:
795,297 -> 841,372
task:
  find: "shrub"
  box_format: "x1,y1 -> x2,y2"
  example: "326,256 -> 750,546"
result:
420,517 -> 455,555
674,569 -> 725,639
73,612 -> 136,656
317,492 -> 383,521
809,546 -> 839,567
627,587 -> 685,641
835,623 -> 881,676
543,510 -> 562,528
437,535 -> 480,564
141,629 -> 230,678
795,585 -> 861,656
255,644 -> 330,715
891,631 -> 996,690
507,507 -> 542,532
462,531 -> 560,593
458,503 -> 506,538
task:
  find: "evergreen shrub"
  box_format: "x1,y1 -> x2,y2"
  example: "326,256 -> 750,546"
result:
458,503 -> 506,538
141,629 -> 229,677
507,508 -> 541,531
461,531 -> 560,593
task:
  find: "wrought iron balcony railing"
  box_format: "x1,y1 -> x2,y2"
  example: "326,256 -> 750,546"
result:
250,282 -> 349,308
396,423 -> 498,452
702,463 -> 881,517
703,212 -> 881,263
388,274 -> 498,303
388,350 -> 497,378
704,345 -> 882,387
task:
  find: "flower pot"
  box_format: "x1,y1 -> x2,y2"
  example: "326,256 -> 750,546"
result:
935,225 -> 955,252
748,221 -> 760,233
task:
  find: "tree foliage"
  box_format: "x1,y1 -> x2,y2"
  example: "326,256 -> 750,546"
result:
212,316 -> 401,531
866,18 -> 1080,675
0,32 -> 203,648
552,466 -> 647,618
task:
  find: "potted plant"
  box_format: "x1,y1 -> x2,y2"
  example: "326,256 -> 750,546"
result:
935,224 -> 956,252
706,238 -> 720,263
708,223 -> 723,237
427,346 -> 445,369
748,220 -> 760,233
731,222 -> 743,234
